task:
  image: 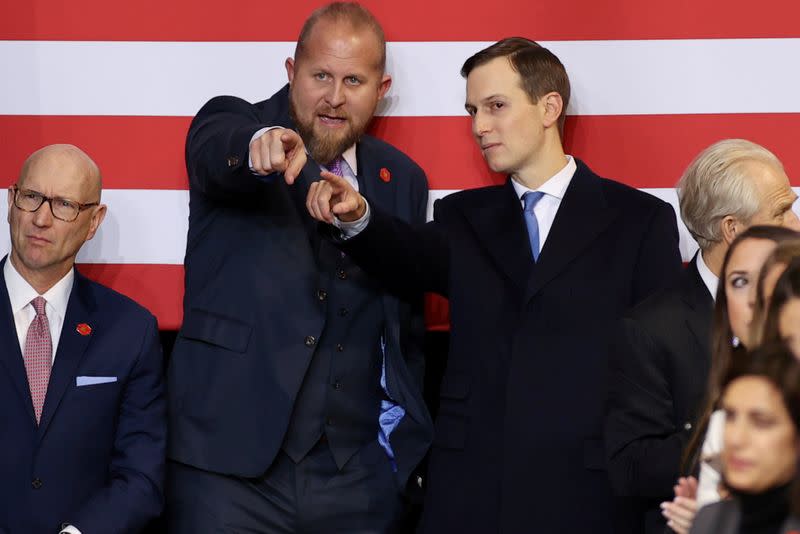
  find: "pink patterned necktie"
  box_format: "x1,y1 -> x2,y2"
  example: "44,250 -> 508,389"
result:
23,296 -> 52,424
327,156 -> 344,177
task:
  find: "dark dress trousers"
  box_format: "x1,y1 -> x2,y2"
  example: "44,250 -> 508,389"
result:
167,85 -> 433,528
605,257 -> 713,533
337,161 -> 683,533
0,259 -> 165,534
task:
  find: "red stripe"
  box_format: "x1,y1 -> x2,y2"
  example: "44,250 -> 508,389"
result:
5,114 -> 800,190
73,263 -> 453,332
2,0 -> 799,41
75,263 -> 184,330
0,116 -> 190,189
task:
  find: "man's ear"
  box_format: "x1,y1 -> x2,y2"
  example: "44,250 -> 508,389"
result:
541,92 -> 564,129
286,57 -> 295,84
84,204 -> 107,242
720,215 -> 741,245
377,74 -> 392,100
7,187 -> 14,224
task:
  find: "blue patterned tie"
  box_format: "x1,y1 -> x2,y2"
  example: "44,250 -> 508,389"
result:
523,191 -> 545,261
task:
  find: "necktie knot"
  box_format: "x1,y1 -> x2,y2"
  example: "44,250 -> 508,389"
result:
31,296 -> 47,317
522,191 -> 545,213
327,156 -> 345,177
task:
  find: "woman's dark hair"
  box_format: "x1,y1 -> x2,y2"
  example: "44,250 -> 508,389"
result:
721,342 -> 800,507
682,225 -> 800,473
759,254 -> 800,348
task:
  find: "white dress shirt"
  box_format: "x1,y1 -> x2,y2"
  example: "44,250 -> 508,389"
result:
3,258 -> 73,360
510,156 -> 577,251
696,251 -> 719,301
696,409 -> 725,509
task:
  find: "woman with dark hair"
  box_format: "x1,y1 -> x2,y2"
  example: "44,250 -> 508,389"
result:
760,256 -> 800,357
690,342 -> 800,533
663,225 -> 799,533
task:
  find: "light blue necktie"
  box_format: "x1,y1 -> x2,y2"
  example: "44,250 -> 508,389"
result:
522,191 -> 545,261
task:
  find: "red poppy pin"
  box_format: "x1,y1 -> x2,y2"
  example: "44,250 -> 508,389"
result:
379,167 -> 391,183
76,323 -> 92,336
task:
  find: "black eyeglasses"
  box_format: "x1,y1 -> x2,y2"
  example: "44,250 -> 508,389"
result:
12,186 -> 100,222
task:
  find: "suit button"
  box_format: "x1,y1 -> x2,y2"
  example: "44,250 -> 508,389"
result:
226,156 -> 240,167
326,417 -> 335,426
31,478 -> 42,489
684,422 -> 692,431
317,289 -> 327,301
339,308 -> 348,317
333,381 -> 342,390
304,336 -> 316,347
337,269 -> 347,280
336,344 -> 344,352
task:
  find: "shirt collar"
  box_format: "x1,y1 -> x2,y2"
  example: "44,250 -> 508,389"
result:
696,251 -> 719,301
341,144 -> 358,176
3,258 -> 75,320
511,155 -> 576,201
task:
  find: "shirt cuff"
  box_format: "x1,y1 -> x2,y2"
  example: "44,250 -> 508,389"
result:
60,525 -> 82,534
248,126 -> 280,172
332,200 -> 371,239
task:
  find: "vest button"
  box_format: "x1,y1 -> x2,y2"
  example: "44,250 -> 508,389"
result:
337,269 -> 347,280
339,308 -> 348,317
336,344 -> 344,352
317,289 -> 327,301
31,478 -> 43,489
304,336 -> 316,347
333,381 -> 342,390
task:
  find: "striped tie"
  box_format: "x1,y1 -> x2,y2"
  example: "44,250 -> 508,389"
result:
327,156 -> 344,177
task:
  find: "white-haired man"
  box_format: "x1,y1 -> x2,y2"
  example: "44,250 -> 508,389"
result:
605,139 -> 800,533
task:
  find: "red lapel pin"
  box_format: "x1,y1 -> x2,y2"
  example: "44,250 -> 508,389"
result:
76,323 -> 92,336
379,167 -> 391,183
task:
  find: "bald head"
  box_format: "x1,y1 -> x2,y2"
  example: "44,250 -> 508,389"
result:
19,144 -> 102,201
295,2 -> 386,72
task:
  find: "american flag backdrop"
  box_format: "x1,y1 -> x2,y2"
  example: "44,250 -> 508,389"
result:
2,0 -> 800,330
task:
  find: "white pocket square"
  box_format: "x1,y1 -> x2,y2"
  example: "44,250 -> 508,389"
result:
76,376 -> 117,387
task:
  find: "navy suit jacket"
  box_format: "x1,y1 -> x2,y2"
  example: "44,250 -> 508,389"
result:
0,259 -> 165,534
605,257 -> 713,533
168,84 -> 433,487
339,161 -> 683,533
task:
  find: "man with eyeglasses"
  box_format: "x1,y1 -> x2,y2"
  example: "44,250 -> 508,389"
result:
0,144 -> 166,534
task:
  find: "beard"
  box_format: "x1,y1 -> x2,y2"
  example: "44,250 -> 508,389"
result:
289,93 -> 367,166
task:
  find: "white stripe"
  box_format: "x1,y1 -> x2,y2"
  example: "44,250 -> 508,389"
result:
0,190 -> 190,264
1,188 -> 798,264
2,39 -> 800,116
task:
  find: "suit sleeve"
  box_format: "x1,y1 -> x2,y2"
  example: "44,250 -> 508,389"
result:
403,166 -> 431,388
631,200 -> 683,304
605,316 -> 688,498
185,95 -> 277,198
339,196 -> 449,297
68,315 -> 166,533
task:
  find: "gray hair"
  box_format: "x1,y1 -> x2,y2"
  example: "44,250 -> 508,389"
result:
677,139 -> 783,251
